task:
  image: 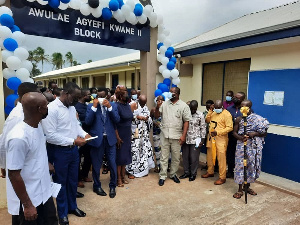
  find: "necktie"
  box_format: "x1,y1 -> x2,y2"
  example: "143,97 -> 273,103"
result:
102,105 -> 106,122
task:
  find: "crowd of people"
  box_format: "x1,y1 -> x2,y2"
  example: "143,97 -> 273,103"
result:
0,81 -> 269,225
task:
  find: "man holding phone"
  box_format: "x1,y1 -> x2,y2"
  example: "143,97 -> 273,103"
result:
85,87 -> 120,198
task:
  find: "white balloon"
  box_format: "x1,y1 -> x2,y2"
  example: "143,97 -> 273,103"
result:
161,57 -> 169,66
162,69 -> 171,78
163,29 -> 170,37
0,26 -> 12,39
36,0 -> 48,6
113,9 -> 123,20
172,77 -> 180,85
170,69 -> 179,79
2,68 -> 16,79
126,12 -> 137,25
0,0 -> 6,5
159,65 -> 166,74
143,5 -> 153,17
138,14 -> 147,24
164,38 -> 172,48
21,60 -> 33,72
14,47 -> 29,61
159,45 -> 167,54
80,3 -> 91,16
121,4 -> 131,17
149,12 -> 157,23
126,0 -> 135,10
0,6 -> 13,16
116,16 -> 126,23
27,0 -> 36,2
158,33 -> 166,43
100,0 -> 109,8
2,50 -> 13,62
158,25 -> 165,33
6,56 -> 22,70
150,20 -> 157,28
11,31 -> 26,46
81,0 -> 88,3
16,68 -> 30,82
69,0 -> 81,10
156,14 -> 163,24
91,6 -> 103,18
58,3 -> 69,10
157,53 -> 163,62
0,38 -> 4,49
25,78 -> 34,83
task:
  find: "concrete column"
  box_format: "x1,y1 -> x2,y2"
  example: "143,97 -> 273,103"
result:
78,76 -> 82,88
108,73 -> 112,89
140,27 -> 157,109
89,75 -> 93,88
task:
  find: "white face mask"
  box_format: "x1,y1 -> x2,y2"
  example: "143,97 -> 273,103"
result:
132,94 -> 137,100
98,98 -> 105,104
214,108 -> 223,114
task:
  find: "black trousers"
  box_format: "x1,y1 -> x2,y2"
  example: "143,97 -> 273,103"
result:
226,132 -> 237,174
182,144 -> 200,176
12,197 -> 58,225
78,144 -> 92,181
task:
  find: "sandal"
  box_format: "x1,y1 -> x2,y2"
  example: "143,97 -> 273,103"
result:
247,188 -> 257,196
233,191 -> 243,199
117,179 -> 124,187
122,178 -> 129,184
128,174 -> 135,179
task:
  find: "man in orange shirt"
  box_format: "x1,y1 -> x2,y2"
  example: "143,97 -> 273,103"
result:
201,100 -> 233,185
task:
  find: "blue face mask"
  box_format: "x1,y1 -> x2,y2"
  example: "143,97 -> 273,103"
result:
226,96 -> 232,101
132,94 -> 137,100
214,108 -> 223,114
91,94 -> 97,98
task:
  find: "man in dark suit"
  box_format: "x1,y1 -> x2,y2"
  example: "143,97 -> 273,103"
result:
85,87 -> 120,198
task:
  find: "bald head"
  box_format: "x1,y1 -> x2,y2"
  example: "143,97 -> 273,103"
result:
22,92 -> 48,123
241,100 -> 252,108
43,91 -> 55,103
214,100 -> 222,109
139,94 -> 147,107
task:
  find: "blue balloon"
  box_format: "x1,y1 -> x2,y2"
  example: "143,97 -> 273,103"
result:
170,57 -> 177,64
172,84 -> 177,87
167,61 -> 175,70
117,0 -> 124,8
14,90 -> 18,94
134,4 -> 143,16
7,77 -> 22,90
165,50 -> 173,58
157,83 -> 164,90
49,0 -> 60,8
10,25 -> 20,33
6,94 -> 19,108
3,38 -> 18,52
102,8 -> 113,20
167,47 -> 175,53
4,105 -> 14,115
61,0 -> 71,3
157,42 -> 163,50
109,0 -> 119,11
159,84 -> 169,93
154,89 -> 163,97
0,14 -> 14,28
163,78 -> 171,86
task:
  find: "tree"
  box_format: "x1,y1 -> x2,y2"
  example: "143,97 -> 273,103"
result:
73,60 -> 81,66
31,63 -> 41,77
34,47 -> 49,72
65,51 -> 74,66
87,59 -> 92,63
51,52 -> 63,70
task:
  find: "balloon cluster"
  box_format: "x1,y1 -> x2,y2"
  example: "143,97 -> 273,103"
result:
0,5 -> 34,115
32,0 -> 180,98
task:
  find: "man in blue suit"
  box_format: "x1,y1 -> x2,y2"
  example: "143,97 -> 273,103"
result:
85,87 -> 120,198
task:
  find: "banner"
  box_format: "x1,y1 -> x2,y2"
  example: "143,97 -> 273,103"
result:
11,0 -> 150,52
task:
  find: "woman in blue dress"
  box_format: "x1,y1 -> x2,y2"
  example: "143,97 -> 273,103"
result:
115,85 -> 133,187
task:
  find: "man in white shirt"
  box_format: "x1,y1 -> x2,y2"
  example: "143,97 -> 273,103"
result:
6,92 -> 57,225
0,82 -> 40,177
42,82 -> 90,225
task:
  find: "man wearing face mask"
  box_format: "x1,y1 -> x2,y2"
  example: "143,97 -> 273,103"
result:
155,87 -> 192,186
75,89 -> 93,188
223,90 -> 234,109
201,100 -> 233,185
42,82 -> 91,225
129,89 -> 138,105
226,92 -> 246,178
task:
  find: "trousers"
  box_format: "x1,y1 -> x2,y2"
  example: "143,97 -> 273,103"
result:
182,144 -> 200,176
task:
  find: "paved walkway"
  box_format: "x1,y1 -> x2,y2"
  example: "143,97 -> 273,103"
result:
0,164 -> 299,225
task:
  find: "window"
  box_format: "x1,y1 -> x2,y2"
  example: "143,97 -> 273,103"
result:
82,77 -> 89,89
201,59 -> 251,105
112,74 -> 119,89
72,78 -> 76,83
131,73 -> 135,89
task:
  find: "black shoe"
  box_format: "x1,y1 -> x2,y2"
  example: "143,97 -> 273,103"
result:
189,175 -> 196,181
158,179 -> 165,186
68,208 -> 86,217
93,187 -> 107,196
76,191 -> 84,198
226,172 -> 234,178
170,175 -> 180,183
109,188 -> 116,198
59,217 -> 69,225
179,173 -> 190,179
102,169 -> 108,174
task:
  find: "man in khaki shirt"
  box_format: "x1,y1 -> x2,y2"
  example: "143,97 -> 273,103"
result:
155,87 -> 192,186
202,100 -> 233,185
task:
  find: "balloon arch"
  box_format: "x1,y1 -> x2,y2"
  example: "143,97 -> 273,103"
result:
0,0 -> 180,115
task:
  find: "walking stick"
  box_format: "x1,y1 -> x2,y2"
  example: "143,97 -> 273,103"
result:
240,107 -> 250,204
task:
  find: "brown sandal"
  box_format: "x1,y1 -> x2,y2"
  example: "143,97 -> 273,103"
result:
233,191 -> 243,199
122,178 -> 129,184
247,188 -> 257,195
128,174 -> 135,179
117,179 -> 124,187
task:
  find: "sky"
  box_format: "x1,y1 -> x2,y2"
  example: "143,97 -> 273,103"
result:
23,0 -> 296,73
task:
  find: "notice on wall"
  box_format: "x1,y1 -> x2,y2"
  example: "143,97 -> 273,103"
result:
263,91 -> 284,106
